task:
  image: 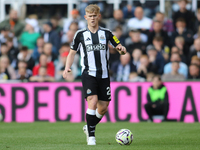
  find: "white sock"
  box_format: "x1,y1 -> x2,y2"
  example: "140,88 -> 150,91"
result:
96,109 -> 103,119
86,109 -> 96,115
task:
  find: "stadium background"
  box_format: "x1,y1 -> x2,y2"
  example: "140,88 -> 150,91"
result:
0,0 -> 200,123
1,1 -> 200,150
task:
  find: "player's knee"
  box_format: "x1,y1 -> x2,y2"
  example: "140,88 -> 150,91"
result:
99,105 -> 108,114
87,96 -> 98,107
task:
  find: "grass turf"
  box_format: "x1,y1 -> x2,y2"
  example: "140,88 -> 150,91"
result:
0,122 -> 200,150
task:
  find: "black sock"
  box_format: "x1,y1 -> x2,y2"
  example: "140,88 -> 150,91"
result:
86,113 -> 96,137
94,116 -> 101,125
94,109 -> 103,125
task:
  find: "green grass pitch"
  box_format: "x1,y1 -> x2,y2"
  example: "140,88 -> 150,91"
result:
0,122 -> 200,150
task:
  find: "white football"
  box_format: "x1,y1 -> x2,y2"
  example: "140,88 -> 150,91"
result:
115,129 -> 133,145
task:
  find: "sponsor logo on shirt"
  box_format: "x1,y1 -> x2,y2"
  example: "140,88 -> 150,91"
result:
86,43 -> 106,52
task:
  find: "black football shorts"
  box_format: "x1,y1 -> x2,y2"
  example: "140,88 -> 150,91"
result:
81,71 -> 111,101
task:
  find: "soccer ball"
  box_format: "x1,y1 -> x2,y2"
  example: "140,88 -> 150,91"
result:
115,129 -> 133,145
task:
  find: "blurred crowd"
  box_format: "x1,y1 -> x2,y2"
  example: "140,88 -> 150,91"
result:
0,0 -> 200,82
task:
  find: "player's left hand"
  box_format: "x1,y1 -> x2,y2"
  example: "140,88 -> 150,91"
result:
116,45 -> 126,55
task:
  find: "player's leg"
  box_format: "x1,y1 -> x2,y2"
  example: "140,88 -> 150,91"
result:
94,77 -> 111,125
86,95 -> 98,138
94,100 -> 110,125
81,72 -> 98,145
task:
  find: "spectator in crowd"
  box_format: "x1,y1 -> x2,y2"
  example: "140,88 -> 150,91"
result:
148,20 -> 169,46
188,64 -> 200,79
137,55 -> 157,78
0,57 -> 9,81
43,43 -> 57,63
62,22 -> 79,44
50,16 -> 63,36
172,0 -> 196,32
42,21 -> 61,53
194,8 -> 200,34
15,60 -> 32,81
122,1 -> 135,19
174,36 -> 189,57
107,9 -> 128,36
162,61 -> 185,81
150,12 -> 174,35
0,43 -> 9,57
20,18 -> 41,50
190,56 -> 200,66
125,29 -> 147,53
164,52 -> 188,78
0,55 -> 16,80
32,53 -> 55,77
146,45 -> 165,75
63,9 -> 86,33
152,36 -> 170,63
0,26 -> 18,48
171,18 -> 193,48
111,52 -> 135,81
55,51 -> 68,80
171,46 -> 187,64
17,46 -> 35,70
145,75 -> 169,122
131,48 -> 142,71
5,37 -> 19,67
59,42 -> 70,55
112,26 -> 126,46
128,72 -> 145,82
30,66 -> 55,82
32,37 -> 45,62
0,9 -> 24,37
127,6 -> 152,35
0,42 -> 18,68
146,72 -> 155,82
189,38 -> 200,62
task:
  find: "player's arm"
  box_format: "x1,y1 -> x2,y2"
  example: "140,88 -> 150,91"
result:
108,31 -> 126,55
63,49 -> 77,79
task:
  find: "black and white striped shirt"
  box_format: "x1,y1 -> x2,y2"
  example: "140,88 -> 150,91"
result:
71,27 -> 120,78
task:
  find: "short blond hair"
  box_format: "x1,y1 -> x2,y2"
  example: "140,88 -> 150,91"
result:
85,4 -> 100,14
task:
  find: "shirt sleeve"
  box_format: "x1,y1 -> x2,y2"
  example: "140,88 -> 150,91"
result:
70,31 -> 80,51
108,30 -> 120,47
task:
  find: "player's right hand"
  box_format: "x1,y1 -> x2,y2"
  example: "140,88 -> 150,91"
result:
63,68 -> 72,79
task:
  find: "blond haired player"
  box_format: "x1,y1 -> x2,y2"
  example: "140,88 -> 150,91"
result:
63,4 -> 126,145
